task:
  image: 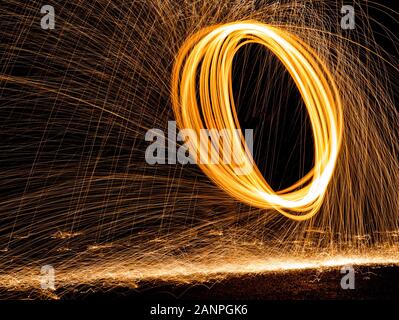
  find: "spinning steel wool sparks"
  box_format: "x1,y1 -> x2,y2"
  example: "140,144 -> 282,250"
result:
172,21 -> 343,220
0,0 -> 398,298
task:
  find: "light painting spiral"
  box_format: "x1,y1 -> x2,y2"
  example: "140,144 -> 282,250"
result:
172,21 -> 343,220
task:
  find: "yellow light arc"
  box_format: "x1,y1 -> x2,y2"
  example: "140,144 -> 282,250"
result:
171,21 -> 343,220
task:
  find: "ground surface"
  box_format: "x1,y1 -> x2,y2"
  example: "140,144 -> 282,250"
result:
52,264 -> 399,300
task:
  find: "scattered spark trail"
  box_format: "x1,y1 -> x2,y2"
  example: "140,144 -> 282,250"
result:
172,21 -> 343,219
0,0 -> 398,298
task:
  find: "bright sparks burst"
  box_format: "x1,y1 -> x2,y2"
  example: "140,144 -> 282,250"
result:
0,0 -> 398,298
172,21 -> 343,220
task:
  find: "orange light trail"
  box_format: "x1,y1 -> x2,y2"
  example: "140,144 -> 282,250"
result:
0,0 -> 398,299
172,21 -> 343,220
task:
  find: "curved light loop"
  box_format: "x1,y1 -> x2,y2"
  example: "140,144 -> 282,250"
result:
171,21 -> 343,220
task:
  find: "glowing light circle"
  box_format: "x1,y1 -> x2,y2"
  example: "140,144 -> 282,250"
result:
171,21 -> 343,220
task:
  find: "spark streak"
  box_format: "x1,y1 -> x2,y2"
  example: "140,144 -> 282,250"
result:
172,21 -> 343,220
0,0 -> 398,298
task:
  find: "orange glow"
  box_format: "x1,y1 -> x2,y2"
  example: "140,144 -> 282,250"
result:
172,21 -> 343,220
